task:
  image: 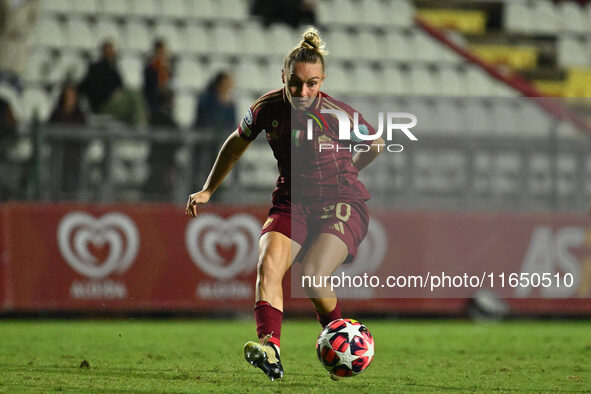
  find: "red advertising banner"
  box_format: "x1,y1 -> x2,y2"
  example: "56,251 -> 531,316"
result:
0,203 -> 590,315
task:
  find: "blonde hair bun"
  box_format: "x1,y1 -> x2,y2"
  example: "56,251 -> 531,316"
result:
300,26 -> 328,56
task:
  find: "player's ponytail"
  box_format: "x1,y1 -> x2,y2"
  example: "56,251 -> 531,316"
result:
284,26 -> 328,73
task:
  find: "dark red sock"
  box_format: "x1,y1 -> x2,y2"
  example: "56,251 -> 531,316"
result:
254,301 -> 282,347
316,301 -> 342,327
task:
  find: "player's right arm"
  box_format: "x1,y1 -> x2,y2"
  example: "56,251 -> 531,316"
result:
185,129 -> 251,217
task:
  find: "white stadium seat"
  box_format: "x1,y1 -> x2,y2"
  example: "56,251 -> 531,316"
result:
160,0 -> 188,19
176,58 -> 205,90
532,0 -> 560,34
384,30 -> 412,62
22,88 -> 52,123
465,67 -> 496,97
129,0 -> 159,18
64,18 -> 95,51
210,25 -> 241,55
243,23 -> 268,57
332,0 -> 358,25
326,29 -> 354,60
72,0 -> 98,15
96,18 -> 123,44
356,30 -> 381,61
390,0 -> 414,28
215,0 -> 249,21
360,0 -> 389,27
438,67 -> 466,96
123,21 -> 152,52
24,49 -> 55,84
101,0 -> 129,16
557,36 -> 589,67
351,64 -> 381,96
558,2 -> 586,33
173,92 -> 196,128
118,54 -> 143,89
504,3 -> 534,33
409,66 -> 438,96
185,25 -> 210,55
270,25 -> 298,57
381,66 -> 407,96
187,0 -> 216,19
32,17 -> 65,48
40,0 -> 70,14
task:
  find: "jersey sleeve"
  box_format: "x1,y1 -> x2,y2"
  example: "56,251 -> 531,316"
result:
237,103 -> 265,142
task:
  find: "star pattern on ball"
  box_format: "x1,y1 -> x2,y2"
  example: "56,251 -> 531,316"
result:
337,320 -> 364,342
333,345 -> 358,370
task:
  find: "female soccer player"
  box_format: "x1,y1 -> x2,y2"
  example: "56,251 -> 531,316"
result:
186,26 -> 384,380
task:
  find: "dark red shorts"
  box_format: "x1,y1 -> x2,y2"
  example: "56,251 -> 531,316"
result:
260,196 -> 369,263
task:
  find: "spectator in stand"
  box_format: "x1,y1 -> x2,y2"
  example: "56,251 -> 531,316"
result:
142,39 -> 178,201
195,71 -> 236,145
79,40 -> 146,126
193,71 -> 237,196
143,39 -> 175,127
48,83 -> 87,196
251,0 -> 316,28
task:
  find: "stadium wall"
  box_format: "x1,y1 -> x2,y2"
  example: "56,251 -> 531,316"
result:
0,203 -> 589,316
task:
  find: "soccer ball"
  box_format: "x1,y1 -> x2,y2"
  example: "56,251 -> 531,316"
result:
316,318 -> 374,378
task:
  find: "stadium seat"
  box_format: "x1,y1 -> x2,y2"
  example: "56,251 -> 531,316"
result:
411,29 -> 444,63
558,2 -> 586,33
64,18 -> 95,51
519,100 -> 551,138
356,30 -> 381,61
210,25 -> 241,55
316,0 -> 334,26
465,67 -> 496,96
32,17 -> 65,48
184,25 -> 210,55
129,0 -> 159,18
71,0 -> 98,15
351,64 -> 381,96
243,23 -> 268,57
504,3 -> 534,33
384,30 -> 412,62
215,0 -> 249,21
176,57 -> 205,90
332,0 -> 358,26
381,66 -> 407,96
154,22 -> 184,54
490,99 -> 521,136
360,0 -> 389,27
118,54 -> 143,89
432,99 -> 463,134
462,99 -> 494,135
173,92 -> 196,128
24,49 -> 56,84
39,0 -> 70,14
438,67 -> 466,96
235,60 -> 267,93
96,18 -> 123,44
101,0 -> 129,16
187,0 -> 216,19
323,63 -> 350,96
557,36 -> 588,67
390,0 -> 414,28
270,24 -> 297,57
531,0 -> 559,34
409,65 -> 438,96
123,20 -> 152,52
160,0 -> 188,19
22,88 -> 52,123
326,29 -> 354,60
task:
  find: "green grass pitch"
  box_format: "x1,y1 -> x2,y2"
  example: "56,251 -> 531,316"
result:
0,319 -> 589,392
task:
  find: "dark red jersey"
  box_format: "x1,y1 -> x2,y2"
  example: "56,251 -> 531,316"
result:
238,88 -> 375,201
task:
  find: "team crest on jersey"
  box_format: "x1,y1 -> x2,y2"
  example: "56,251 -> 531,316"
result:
244,108 -> 253,126
318,135 -> 331,144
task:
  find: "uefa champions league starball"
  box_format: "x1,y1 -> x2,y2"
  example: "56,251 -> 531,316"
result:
316,318 -> 375,378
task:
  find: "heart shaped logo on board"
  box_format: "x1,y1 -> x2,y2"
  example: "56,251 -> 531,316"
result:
185,213 -> 260,280
57,212 -> 139,279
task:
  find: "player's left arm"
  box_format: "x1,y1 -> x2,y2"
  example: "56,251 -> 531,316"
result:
351,136 -> 385,171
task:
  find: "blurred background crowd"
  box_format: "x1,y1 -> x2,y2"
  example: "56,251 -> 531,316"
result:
0,0 -> 590,211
